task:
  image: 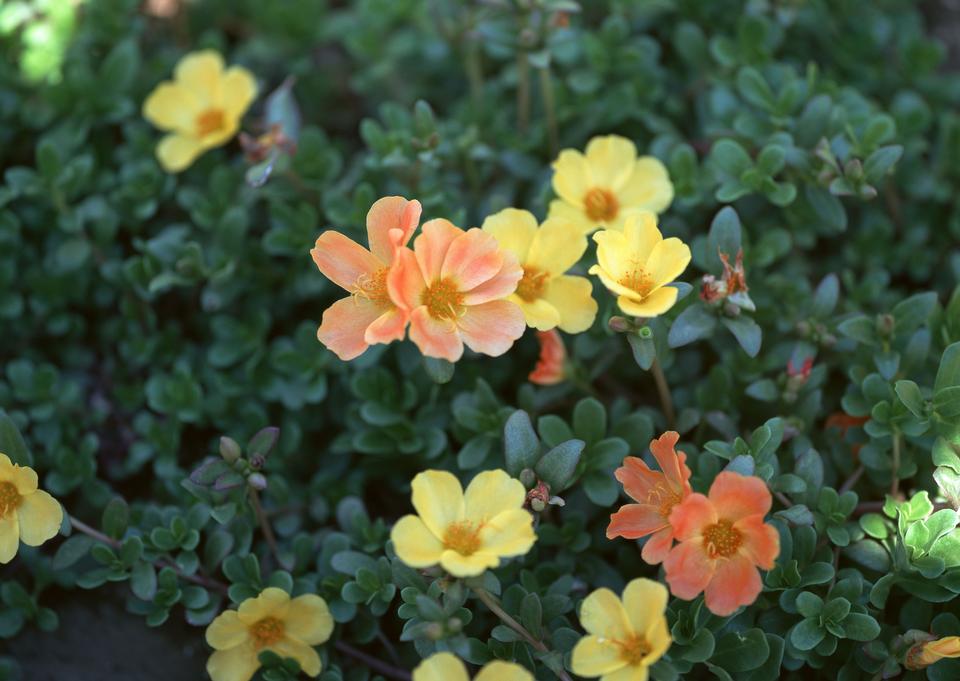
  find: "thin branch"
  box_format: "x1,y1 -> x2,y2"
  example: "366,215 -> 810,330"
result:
650,359 -> 676,429
774,491 -> 794,508
335,641 -> 412,681
249,487 -> 290,571
839,465 -> 864,495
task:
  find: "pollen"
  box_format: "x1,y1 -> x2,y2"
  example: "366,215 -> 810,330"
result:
442,521 -> 482,556
618,633 -> 652,666
646,483 -> 682,519
0,482 -> 20,518
421,278 -> 464,320
702,519 -> 743,558
618,261 -> 654,297
583,187 -> 619,222
249,616 -> 285,649
353,267 -> 391,307
516,267 -> 549,302
195,108 -> 226,137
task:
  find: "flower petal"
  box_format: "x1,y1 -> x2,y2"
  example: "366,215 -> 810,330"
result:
458,300 -> 526,357
17,490 -> 62,546
641,526 -> 675,565
2,461 -> 37,494
616,287 -> 678,318
439,549 -> 499,577
649,431 -> 691,494
310,231 -> 382,292
463,469 -> 526,524
143,82 -> 199,133
602,665 -> 650,681
547,199 -> 596,235
270,638 -> 322,677
529,330 -> 566,385
441,228 -> 504,291
606,503 -> 665,540
207,643 -> 260,681
622,578 -> 668,634
175,50 -> 225,104
668,493 -> 716,541
285,594 -> 334,646
316,296 -> 382,361
413,652 -> 470,681
622,212 -> 663,264
411,470 -> 464,538
391,515 -> 445,568
614,456 -> 663,502
735,515 -> 780,569
579,587 -> 630,639
367,196 -> 422,264
156,134 -> 204,173
663,539 -> 715,600
541,275 -> 598,334
477,508 -> 536,558
364,307 -> 408,346
206,610 -> 249,650
571,635 -> 627,676
645,238 -> 691,289
0,513 -> 19,564
415,219 -> 463,282
515,297 -> 562,331
708,472 -> 772,522
526,218 -> 588,276
461,255 -> 522,306
645,614 -> 672,663
221,66 -> 257,120
409,306 -> 463,361
475,660 -> 535,681
481,208 -> 539,262
617,157 -> 674,214
585,135 -> 637,190
552,149 -> 590,206
387,247 -> 426,311
704,554 -> 762,616
237,587 -> 290,625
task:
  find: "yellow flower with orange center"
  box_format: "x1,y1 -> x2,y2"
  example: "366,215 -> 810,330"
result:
549,135 -> 674,234
0,452 -> 62,563
413,652 -> 533,681
481,208 -> 597,332
143,50 -> 257,172
205,587 -> 333,681
589,212 -> 691,318
390,469 -> 536,577
571,578 -> 672,681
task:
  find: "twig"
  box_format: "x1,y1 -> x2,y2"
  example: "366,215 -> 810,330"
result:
249,488 -> 291,571
335,641 -> 412,681
839,465 -> 864,495
774,492 -> 794,508
650,359 -> 676,429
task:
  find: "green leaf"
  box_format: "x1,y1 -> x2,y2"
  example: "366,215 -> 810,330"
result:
837,316 -> 875,345
503,410 -> 540,476
423,357 -> 454,384
895,380 -> 925,417
53,535 -> 93,570
790,618 -> 825,651
572,398 -> 606,445
535,439 -> 584,492
627,332 -> 657,370
102,498 -> 129,540
711,628 -> 770,671
668,305 -> 717,348
131,561 -> 158,600
721,316 -> 762,356
841,613 -> 880,641
707,206 -> 743,270
936,342 -> 960,393
711,139 -> 753,176
863,145 -> 903,183
0,410 -> 32,466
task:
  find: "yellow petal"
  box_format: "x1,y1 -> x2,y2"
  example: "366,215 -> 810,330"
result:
411,470 -> 464,538
644,615 -> 672,665
143,82 -> 199,133
463,469 -> 526,524
17,490 -> 62,546
592,229 -> 632,280
477,508 -> 536,558
589,263 -> 637,300
175,50 -> 225,104
413,652 -> 470,681
0,453 -> 11,470
439,549 -> 499,577
552,149 -> 590,206
585,135 -> 637,191
0,512 -> 19,564
621,578 -> 668,635
475,660 -> 535,681
645,237 -> 691,288
2,462 -> 38,494
579,587 -> 630,639
390,515 -> 445,568
602,665 -> 650,681
622,213 -> 663,264
481,208 -> 538,262
221,66 -> 257,119
571,635 -> 627,676
156,134 -> 204,173
617,157 -> 674,214
271,638 -> 322,677
285,594 -> 334,645
206,643 -> 260,681
547,199 -> 597,235
526,217 -> 588,276
206,610 -> 249,650
237,587 -> 290,625
515,296 -> 562,331
543,275 -> 598,334
616,287 -> 678,318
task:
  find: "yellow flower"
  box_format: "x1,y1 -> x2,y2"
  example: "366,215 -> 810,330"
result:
0,452 -> 62,563
549,135 -> 674,234
205,587 -> 333,681
905,635 -> 960,670
482,208 -> 598,333
589,212 -> 690,318
413,652 -> 533,681
390,469 -> 536,578
143,50 -> 257,173
571,578 -> 672,681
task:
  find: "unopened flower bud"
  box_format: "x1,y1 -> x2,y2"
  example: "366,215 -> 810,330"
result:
876,313 -> 895,337
795,320 -> 812,337
220,436 -> 242,463
446,617 -> 463,634
722,301 -> 741,317
637,326 -> 653,340
530,498 -> 546,512
424,622 -> 444,640
247,472 -> 268,490
519,468 -> 537,488
608,316 -> 631,333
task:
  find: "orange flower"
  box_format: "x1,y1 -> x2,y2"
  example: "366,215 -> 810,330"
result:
311,196 -> 421,360
606,431 -> 692,564
529,330 -> 566,385
387,219 -> 525,362
663,471 -> 780,616
905,635 -> 960,670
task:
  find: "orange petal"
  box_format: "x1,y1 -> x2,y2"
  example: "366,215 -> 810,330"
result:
663,539 -> 714,600
641,526 -> 675,565
387,247 -> 426,311
457,300 -> 525,357
317,297 -> 382,361
735,515 -> 780,569
668,493 -> 716,541
409,306 -> 463,361
606,504 -> 665,539
366,196 -> 422,264
614,457 -> 664,502
441,228 -> 504,292
650,431 -> 692,493
311,231 -> 381,291
529,330 -> 566,385
708,472 -> 772,522
415,219 -> 463,282
704,554 -> 762,616
365,307 -> 408,346
461,254 -> 523,305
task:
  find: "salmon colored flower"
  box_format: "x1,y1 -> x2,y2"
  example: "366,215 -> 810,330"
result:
481,208 -> 597,332
205,587 -> 333,681
310,196 -> 422,360
905,635 -> 960,670
0,453 -> 62,563
549,135 -> 674,234
413,652 -> 533,681
529,330 -> 567,385
571,578 -> 671,681
143,50 -> 257,172
664,472 -> 780,616
390,469 -> 536,577
589,212 -> 690,318
606,431 -> 692,564
387,219 -> 525,362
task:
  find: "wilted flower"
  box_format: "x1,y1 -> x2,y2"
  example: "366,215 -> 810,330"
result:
529,330 -> 566,385
904,635 -> 960,670
549,135 -> 674,234
413,652 -> 533,681
701,249 -> 750,308
0,453 -> 62,563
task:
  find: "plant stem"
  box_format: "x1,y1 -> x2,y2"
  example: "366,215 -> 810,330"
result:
249,487 -> 290,571
538,64 -> 558,157
335,641 -> 412,681
774,491 -> 794,508
891,432 -> 901,497
650,358 -> 676,429
472,587 -> 574,681
839,465 -> 864,495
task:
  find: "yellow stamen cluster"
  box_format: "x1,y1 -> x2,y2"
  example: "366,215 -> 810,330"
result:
421,278 -> 464,320
702,520 -> 742,558
353,267 -> 391,307
618,262 -> 654,297
195,108 -> 226,137
646,483 -> 682,519
618,633 -> 653,665
583,187 -> 619,222
249,617 -> 285,649
442,520 -> 482,556
0,482 -> 20,518
515,267 -> 549,302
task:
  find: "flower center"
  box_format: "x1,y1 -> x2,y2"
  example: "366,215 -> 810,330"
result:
516,267 -> 549,302
618,261 -> 654,297
583,187 -> 619,222
702,519 -> 743,558
353,267 -> 392,308
195,108 -> 226,137
618,633 -> 652,666
249,617 -> 285,649
646,483 -> 682,519
442,521 -> 481,556
421,278 -> 464,320
0,482 -> 21,517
